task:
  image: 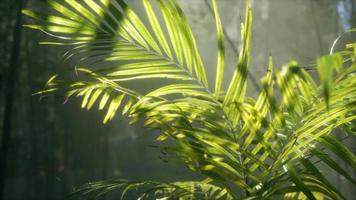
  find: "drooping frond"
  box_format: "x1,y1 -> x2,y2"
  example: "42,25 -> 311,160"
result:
66,179 -> 234,200
23,0 -> 215,124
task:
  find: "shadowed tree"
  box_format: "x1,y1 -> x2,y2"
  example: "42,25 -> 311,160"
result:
0,0 -> 26,199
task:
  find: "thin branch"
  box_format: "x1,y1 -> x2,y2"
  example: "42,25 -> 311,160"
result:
309,0 -> 323,54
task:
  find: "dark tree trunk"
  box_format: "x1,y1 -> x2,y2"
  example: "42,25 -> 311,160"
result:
0,0 -> 25,198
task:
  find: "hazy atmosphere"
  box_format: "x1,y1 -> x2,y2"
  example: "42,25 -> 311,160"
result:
0,0 -> 355,199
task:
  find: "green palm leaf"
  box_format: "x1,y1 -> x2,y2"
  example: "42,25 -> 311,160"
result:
23,0 -> 356,199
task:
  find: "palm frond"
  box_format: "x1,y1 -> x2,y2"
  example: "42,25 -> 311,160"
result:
66,179 -> 234,200
23,0 -> 356,199
212,0 -> 225,99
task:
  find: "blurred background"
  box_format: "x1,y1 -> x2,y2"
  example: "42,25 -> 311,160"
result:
0,0 -> 355,199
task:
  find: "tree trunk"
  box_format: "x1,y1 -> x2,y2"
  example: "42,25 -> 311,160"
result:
0,0 -> 25,198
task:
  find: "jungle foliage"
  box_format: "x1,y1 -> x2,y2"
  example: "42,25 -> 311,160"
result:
23,0 -> 356,199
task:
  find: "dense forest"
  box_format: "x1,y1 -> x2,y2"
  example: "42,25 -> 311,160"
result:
0,0 -> 355,199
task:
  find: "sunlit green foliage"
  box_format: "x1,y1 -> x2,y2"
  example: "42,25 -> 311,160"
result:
23,0 -> 356,199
